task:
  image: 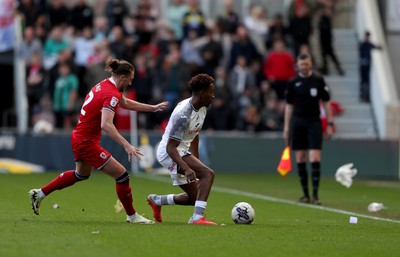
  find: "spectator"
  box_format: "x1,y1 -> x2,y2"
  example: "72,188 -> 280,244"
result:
43,26 -> 70,70
263,39 -> 296,101
53,62 -> 79,129
84,44 -> 111,91
48,49 -> 75,98
74,26 -> 97,97
47,0 -> 70,27
93,16 -> 109,42
359,31 -> 382,102
18,26 -> 43,65
204,67 -> 235,131
26,52 -> 45,125
132,53 -> 153,107
216,0 -> 240,35
243,104 -> 264,132
182,0 -> 206,39
289,4 -> 313,58
200,29 -> 223,77
260,97 -> 283,131
266,13 -> 290,50
166,0 -> 188,41
134,1 -> 157,47
108,26 -> 130,60
229,25 -> 260,69
70,0 -> 94,31
244,4 -> 269,56
104,0 -> 128,29
159,47 -> 191,108
318,6 -> 344,76
180,29 -> 205,76
17,0 -> 43,27
229,55 -> 256,103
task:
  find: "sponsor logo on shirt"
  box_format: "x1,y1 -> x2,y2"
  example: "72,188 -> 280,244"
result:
310,88 -> 317,97
295,82 -> 302,87
110,97 -> 119,107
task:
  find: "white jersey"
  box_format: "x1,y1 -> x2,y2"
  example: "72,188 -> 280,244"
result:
157,98 -> 207,162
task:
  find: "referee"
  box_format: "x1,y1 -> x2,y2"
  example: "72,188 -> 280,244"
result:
283,53 -> 334,205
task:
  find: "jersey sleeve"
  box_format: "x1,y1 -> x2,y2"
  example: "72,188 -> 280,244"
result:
102,92 -> 121,114
285,80 -> 295,104
168,112 -> 190,142
319,77 -> 331,101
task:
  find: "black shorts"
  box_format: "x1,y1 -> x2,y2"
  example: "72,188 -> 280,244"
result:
290,117 -> 323,150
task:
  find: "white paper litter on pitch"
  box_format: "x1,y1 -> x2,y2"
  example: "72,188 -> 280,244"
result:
368,202 -> 384,212
335,163 -> 357,188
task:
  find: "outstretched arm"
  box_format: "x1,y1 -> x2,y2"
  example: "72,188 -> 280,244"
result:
101,109 -> 143,161
119,95 -> 168,112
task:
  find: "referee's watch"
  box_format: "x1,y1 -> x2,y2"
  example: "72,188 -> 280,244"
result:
328,122 -> 335,127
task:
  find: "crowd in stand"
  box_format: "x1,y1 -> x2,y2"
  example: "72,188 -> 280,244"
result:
16,0 -> 339,133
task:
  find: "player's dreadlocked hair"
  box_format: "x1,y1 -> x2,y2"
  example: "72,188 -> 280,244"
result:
188,74 -> 214,92
105,56 -> 134,76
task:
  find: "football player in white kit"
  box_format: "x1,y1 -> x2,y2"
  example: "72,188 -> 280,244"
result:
148,74 -> 217,225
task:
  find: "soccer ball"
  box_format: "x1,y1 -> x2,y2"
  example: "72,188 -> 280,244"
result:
231,202 -> 255,224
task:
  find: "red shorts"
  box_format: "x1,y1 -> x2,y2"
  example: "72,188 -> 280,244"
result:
71,137 -> 112,170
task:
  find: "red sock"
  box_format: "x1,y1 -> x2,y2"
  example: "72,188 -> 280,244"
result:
116,182 -> 136,216
41,170 -> 80,196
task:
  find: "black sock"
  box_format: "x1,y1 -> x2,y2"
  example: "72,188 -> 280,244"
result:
297,162 -> 309,198
311,162 -> 321,199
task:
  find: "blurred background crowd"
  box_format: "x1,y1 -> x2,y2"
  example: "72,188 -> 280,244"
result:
16,0 -> 340,133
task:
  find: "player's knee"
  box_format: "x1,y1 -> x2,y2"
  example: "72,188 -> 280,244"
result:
115,171 -> 130,184
74,170 -> 90,181
203,168 -> 215,182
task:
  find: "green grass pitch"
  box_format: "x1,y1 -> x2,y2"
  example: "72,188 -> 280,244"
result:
1,172 -> 399,257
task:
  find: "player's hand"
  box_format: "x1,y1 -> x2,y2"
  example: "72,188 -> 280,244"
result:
183,168 -> 197,183
153,101 -> 169,112
325,124 -> 335,140
125,145 -> 144,162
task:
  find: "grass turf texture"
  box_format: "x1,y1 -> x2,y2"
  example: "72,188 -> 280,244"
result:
1,172 -> 399,257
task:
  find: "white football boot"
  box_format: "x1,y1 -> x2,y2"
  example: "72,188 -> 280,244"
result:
29,189 -> 43,215
127,213 -> 155,224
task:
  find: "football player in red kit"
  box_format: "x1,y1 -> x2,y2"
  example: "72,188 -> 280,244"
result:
29,56 -> 168,224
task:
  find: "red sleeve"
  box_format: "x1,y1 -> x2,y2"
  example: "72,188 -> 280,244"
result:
102,91 -> 122,114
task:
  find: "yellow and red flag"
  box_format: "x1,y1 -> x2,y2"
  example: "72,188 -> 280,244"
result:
277,146 -> 292,176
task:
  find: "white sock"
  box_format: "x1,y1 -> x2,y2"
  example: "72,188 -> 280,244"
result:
159,194 -> 175,205
167,194 -> 175,205
38,189 -> 46,198
192,200 -> 207,220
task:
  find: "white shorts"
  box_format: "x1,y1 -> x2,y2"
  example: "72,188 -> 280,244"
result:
158,150 -> 191,186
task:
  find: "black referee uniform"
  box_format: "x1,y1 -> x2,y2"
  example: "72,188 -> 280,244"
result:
285,72 -> 331,204
286,74 -> 330,150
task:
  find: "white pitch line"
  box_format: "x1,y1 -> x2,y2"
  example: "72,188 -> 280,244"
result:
138,174 -> 400,224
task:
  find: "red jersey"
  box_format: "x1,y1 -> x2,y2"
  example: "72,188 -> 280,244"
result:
72,78 -> 122,142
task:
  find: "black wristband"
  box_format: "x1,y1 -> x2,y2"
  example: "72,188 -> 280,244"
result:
328,122 -> 334,127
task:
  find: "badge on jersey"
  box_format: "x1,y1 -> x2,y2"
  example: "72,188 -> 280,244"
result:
310,88 -> 317,97
110,96 -> 119,107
